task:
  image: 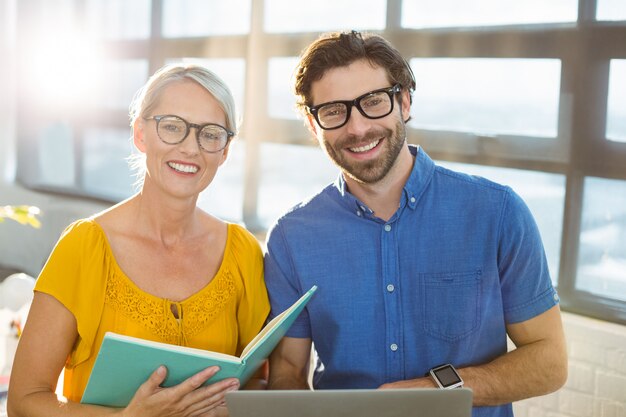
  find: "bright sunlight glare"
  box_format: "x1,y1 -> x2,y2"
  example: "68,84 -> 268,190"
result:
23,31 -> 104,110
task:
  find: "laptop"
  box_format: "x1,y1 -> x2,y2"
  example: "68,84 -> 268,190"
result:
226,388 -> 473,417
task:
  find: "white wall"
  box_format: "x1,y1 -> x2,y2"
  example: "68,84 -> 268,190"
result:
514,312 -> 626,417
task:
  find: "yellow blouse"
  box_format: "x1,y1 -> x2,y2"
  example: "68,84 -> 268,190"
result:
34,219 -> 269,403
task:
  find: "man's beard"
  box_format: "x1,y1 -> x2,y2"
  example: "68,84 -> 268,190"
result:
320,120 -> 406,184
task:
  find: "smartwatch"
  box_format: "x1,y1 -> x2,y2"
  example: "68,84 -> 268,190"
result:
429,364 -> 464,389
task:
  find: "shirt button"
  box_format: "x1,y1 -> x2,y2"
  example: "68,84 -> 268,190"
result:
356,211 -> 362,217
410,197 -> 416,203
386,284 -> 395,293
390,343 -> 398,352
553,293 -> 560,302
384,224 -> 392,232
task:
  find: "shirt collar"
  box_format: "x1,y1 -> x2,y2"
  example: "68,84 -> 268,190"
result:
332,145 -> 436,215
403,145 -> 435,210
334,174 -> 372,216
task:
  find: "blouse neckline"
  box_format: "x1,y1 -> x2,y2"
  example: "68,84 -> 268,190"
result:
88,218 -> 233,306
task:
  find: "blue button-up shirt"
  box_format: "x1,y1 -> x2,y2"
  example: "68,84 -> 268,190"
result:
264,146 -> 559,417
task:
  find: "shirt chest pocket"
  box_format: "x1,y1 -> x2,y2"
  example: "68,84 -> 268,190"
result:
421,270 -> 482,341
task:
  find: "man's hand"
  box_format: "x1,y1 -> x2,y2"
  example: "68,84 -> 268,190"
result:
379,376 -> 437,390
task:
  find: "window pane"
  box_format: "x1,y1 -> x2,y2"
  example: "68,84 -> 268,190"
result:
162,0 -> 250,37
409,58 -> 561,137
38,122 -> 75,187
197,141 -> 245,223
86,0 -> 151,40
402,0 -> 578,28
101,60 -> 149,110
265,0 -> 385,33
597,0 -> 626,21
607,60 -> 626,143
577,178 -> 626,301
258,143 -> 336,227
268,57 -> 299,119
83,128 -> 135,200
168,58 -> 246,121
436,161 -> 565,285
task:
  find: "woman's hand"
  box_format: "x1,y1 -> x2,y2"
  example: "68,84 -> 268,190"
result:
122,365 -> 239,417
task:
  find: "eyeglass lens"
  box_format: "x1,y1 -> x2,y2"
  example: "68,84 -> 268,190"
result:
156,116 -> 229,152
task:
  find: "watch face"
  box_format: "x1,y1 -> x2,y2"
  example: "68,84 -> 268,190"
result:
432,365 -> 462,388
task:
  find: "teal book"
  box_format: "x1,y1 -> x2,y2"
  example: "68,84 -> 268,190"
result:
81,285 -> 317,407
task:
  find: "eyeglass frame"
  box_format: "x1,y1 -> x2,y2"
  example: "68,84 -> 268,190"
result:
307,84 -> 402,130
144,114 -> 235,153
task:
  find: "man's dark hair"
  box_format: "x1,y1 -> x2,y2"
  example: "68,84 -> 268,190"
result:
294,30 -> 416,116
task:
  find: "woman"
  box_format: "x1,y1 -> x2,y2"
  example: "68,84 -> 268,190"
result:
7,64 -> 269,417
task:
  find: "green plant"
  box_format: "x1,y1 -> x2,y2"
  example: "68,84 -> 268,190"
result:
0,205 -> 41,228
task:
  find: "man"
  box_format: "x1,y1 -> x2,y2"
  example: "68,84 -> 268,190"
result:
264,31 -> 567,416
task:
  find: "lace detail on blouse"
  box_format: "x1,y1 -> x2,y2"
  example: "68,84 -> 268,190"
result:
105,269 -> 237,345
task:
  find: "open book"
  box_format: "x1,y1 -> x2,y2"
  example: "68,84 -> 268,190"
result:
81,285 -> 317,407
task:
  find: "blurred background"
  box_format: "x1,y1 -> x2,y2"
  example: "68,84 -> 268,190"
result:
0,1 -> 625,415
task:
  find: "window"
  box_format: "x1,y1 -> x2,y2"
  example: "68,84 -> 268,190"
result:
264,0 -> 386,33
85,0 -> 151,40
596,0 -> 626,21
402,0 -> 578,28
268,58 -> 300,120
197,141 -> 246,223
577,177 -> 626,302
101,60 -> 150,110
83,128 -> 136,200
606,60 -> 626,143
169,58 -> 247,120
410,59 -> 561,137
10,0 -> 626,323
37,123 -> 75,187
258,143 -> 336,227
162,0 -> 250,37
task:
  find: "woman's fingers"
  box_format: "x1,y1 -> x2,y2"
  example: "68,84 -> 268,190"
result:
135,365 -> 169,396
169,366 -> 222,397
183,380 -> 239,416
164,366 -> 238,415
127,365 -> 235,416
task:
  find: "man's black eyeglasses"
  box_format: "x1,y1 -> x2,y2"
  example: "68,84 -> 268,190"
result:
308,84 -> 402,130
145,115 -> 234,153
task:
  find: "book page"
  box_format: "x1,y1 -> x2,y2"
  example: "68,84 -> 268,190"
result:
109,332 -> 241,362
240,306 -> 289,358
240,286 -> 316,358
